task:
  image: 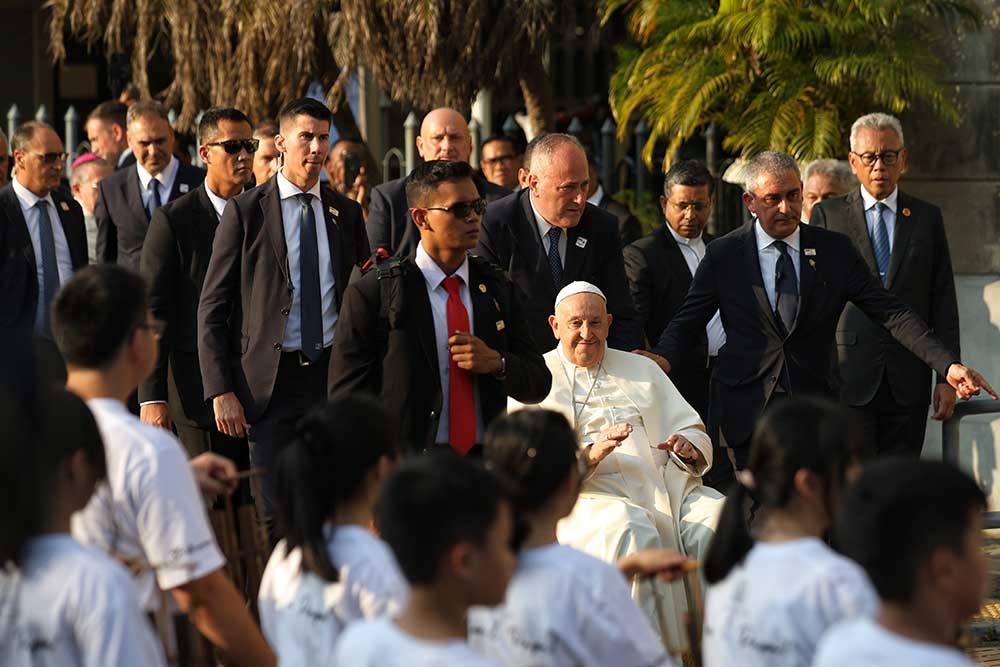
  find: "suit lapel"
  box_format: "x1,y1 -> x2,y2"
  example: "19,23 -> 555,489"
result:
123,167 -> 150,233
320,188 -> 345,305
260,179 -> 290,286
516,193 -> 555,294
469,262 -> 500,351
743,222 -> 782,337
52,195 -> 86,269
844,191 -> 878,274
660,226 -> 695,287
404,262 -> 439,379
563,223 -> 586,281
885,192 -> 914,289
168,163 -> 197,202
790,224 -> 817,335
0,188 -> 35,272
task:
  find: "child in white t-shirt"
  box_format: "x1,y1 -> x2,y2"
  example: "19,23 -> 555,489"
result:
813,459 -> 988,667
334,453 -> 516,667
258,396 -> 407,664
0,386 -> 165,667
701,397 -> 877,667
469,408 -> 692,667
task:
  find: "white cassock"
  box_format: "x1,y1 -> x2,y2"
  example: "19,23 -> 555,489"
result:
509,346 -> 724,654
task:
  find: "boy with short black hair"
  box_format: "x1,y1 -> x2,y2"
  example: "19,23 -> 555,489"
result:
815,459 -> 988,666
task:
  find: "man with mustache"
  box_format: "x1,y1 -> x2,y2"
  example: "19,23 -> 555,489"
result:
643,150 -> 994,485
476,133 -> 641,353
138,108 -> 255,465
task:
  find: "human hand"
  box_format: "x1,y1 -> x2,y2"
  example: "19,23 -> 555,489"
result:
449,332 -> 503,374
946,364 -> 998,401
932,383 -> 957,421
139,402 -> 172,431
657,434 -> 703,465
189,452 -> 239,499
632,349 -> 671,374
587,423 -> 632,467
213,392 -> 247,438
617,548 -> 698,582
350,166 -> 369,207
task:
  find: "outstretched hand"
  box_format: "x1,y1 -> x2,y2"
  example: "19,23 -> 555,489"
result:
617,549 -> 698,582
587,423 -> 633,467
946,364 -> 998,401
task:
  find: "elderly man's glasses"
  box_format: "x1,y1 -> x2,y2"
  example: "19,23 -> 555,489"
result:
27,152 -> 68,165
483,154 -> 516,167
206,139 -> 260,155
424,198 -> 487,218
850,150 -> 901,167
668,200 -> 709,213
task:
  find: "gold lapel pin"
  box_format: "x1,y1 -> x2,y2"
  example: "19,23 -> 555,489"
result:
902,207 -> 911,217
59,201 -> 70,212
478,284 -> 487,293
809,259 -> 816,267
328,206 -> 339,217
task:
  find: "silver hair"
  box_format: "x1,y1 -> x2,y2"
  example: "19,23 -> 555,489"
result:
742,150 -> 800,193
126,100 -> 170,128
850,113 -> 904,150
527,133 -> 585,175
803,159 -> 856,191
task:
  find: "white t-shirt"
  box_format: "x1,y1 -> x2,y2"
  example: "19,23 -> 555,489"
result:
72,398 -> 225,611
813,617 -> 976,667
335,616 -> 498,667
0,534 -> 165,667
703,537 -> 877,667
258,524 -> 408,665
468,544 -> 674,667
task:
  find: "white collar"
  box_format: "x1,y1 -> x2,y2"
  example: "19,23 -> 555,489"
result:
116,147 -> 133,168
555,340 -> 606,377
276,168 -> 322,201
11,176 -> 55,212
415,241 -> 470,292
529,195 -> 559,240
665,223 -> 704,248
586,184 -> 605,207
203,182 -> 230,219
754,219 -> 801,253
859,185 -> 899,214
136,156 -> 178,190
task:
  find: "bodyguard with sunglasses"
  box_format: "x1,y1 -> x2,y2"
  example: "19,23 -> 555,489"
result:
810,113 -> 961,459
138,108 -> 256,462
329,159 -> 550,455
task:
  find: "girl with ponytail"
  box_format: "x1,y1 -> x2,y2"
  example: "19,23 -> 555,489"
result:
701,396 -> 876,667
257,395 -> 405,664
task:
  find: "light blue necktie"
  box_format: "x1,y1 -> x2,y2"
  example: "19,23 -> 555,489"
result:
871,202 -> 891,285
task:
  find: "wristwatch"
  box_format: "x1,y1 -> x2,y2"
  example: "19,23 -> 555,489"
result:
494,353 -> 507,379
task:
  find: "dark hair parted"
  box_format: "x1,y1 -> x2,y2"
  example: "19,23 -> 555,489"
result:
484,409 -> 578,513
834,459 -> 985,604
376,452 -> 508,585
404,159 -> 475,207
703,396 -> 861,584
278,98 -> 331,129
198,107 -> 252,145
275,396 -> 397,582
663,159 -> 715,197
87,101 -> 128,129
51,265 -> 149,369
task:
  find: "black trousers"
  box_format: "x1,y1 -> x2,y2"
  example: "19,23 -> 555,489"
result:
174,419 -> 250,470
848,374 -> 929,460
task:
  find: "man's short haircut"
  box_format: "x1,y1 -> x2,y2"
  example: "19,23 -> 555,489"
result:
850,112 -> 905,151
528,133 -> 585,175
69,157 -> 111,187
376,452 -> 508,585
742,150 -> 800,193
51,265 -> 149,370
834,459 -> 986,605
481,136 -> 517,156
11,122 -> 55,153
277,98 -> 331,130
802,159 -> 856,192
87,101 -> 128,130
520,133 -> 547,173
125,100 -> 170,128
663,159 -> 715,197
405,159 -> 475,207
253,121 -> 278,139
198,107 -> 252,145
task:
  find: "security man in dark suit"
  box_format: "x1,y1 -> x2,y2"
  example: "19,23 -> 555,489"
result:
84,101 -> 136,171
475,133 -> 642,353
644,151 -> 993,481
198,98 -> 369,524
367,108 -> 509,258
587,155 -> 642,247
811,113 -> 961,458
139,107 -> 256,464
329,160 -> 550,454
0,122 -> 87,384
95,100 -> 205,272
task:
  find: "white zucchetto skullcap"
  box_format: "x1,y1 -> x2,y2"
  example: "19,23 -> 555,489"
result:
554,281 -> 607,309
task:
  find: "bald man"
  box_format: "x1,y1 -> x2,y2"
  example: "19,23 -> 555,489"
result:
367,108 -> 510,257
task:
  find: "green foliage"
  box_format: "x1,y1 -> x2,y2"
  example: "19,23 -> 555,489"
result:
603,0 -> 983,166
612,189 -> 663,236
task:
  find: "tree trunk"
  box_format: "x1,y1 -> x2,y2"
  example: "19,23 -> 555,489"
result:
518,52 -> 556,138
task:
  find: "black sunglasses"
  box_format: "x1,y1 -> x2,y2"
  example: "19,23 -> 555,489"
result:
424,198 -> 487,219
205,139 -> 260,155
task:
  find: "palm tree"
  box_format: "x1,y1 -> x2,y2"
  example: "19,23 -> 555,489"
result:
603,0 -> 983,167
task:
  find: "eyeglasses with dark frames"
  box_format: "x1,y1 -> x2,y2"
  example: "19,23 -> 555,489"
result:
205,139 -> 260,155
850,150 -> 902,167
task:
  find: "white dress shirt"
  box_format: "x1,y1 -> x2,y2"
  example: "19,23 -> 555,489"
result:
203,182 -> 230,220
754,220 -> 802,311
587,185 -> 605,207
859,186 -> 898,254
12,177 -> 75,332
116,147 -> 133,169
136,156 -> 179,210
415,242 -> 484,444
530,197 -> 568,267
665,225 -> 726,357
276,169 -> 337,350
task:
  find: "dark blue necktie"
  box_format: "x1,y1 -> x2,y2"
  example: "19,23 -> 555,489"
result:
871,202 -> 891,284
774,240 -> 798,336
147,178 -> 162,219
546,226 -> 563,287
36,201 -> 60,338
298,194 -> 323,362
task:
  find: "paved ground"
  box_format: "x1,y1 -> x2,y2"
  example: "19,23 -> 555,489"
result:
964,532 -> 1000,663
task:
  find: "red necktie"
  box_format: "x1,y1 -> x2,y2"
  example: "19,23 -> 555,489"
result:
442,276 -> 476,455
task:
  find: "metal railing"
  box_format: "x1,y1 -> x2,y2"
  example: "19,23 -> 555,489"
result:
941,397 -> 1000,529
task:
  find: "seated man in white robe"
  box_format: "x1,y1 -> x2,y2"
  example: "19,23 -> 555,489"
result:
509,281 -> 724,654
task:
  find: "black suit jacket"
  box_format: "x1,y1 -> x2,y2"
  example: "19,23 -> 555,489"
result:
95,160 -> 206,272
810,190 -> 959,407
198,176 -> 369,423
368,172 -> 509,257
476,189 -> 642,353
328,252 -> 551,452
598,193 -> 642,248
654,221 -> 959,447
139,185 -> 221,427
116,151 -> 137,171
624,226 -> 715,417
0,183 -> 87,334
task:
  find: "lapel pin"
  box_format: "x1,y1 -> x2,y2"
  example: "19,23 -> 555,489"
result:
478,283 -> 487,293
809,259 -> 816,267
496,320 -> 506,331
804,248 -> 816,256
575,237 -> 588,248
902,207 -> 911,217
59,201 -> 70,212
179,183 -> 189,193
328,206 -> 339,218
